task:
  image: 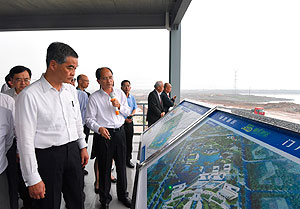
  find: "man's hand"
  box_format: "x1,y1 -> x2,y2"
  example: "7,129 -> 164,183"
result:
80,147 -> 89,167
99,127 -> 111,140
28,181 -> 46,199
125,114 -> 133,123
161,112 -> 165,117
111,98 -> 120,109
125,118 -> 133,123
16,153 -> 20,163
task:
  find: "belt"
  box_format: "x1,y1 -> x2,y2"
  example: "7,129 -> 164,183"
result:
106,125 -> 124,133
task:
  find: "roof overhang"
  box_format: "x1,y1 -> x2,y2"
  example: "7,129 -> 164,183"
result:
0,0 -> 192,31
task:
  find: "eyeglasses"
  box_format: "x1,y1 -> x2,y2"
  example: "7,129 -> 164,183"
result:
14,78 -> 31,83
101,76 -> 113,81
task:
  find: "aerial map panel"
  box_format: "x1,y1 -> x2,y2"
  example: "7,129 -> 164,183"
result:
140,100 -> 211,162
136,109 -> 300,209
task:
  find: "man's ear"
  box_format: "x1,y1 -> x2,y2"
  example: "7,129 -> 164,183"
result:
7,80 -> 13,88
97,79 -> 101,85
49,60 -> 57,71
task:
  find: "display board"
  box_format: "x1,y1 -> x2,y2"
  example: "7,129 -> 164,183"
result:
140,100 -> 212,162
135,109 -> 300,209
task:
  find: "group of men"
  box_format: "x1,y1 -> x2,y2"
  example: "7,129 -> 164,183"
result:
146,81 -> 176,127
0,42 -> 138,209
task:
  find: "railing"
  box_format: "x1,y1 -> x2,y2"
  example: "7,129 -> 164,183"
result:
133,102 -> 148,135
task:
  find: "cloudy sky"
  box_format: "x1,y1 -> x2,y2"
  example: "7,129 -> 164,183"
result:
1,0 -> 300,91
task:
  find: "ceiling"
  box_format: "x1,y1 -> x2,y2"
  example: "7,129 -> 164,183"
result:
0,0 -> 192,31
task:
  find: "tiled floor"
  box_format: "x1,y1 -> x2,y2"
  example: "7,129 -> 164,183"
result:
18,134 -> 140,209
81,135 -> 140,209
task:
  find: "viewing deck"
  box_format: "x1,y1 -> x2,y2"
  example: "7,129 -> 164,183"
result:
81,134 -> 140,209
18,134 -> 141,209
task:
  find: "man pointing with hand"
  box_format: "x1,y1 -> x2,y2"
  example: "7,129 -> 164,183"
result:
85,67 -> 131,209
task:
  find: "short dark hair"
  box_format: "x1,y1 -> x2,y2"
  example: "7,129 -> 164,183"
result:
46,42 -> 78,68
5,74 -> 12,88
9,65 -> 32,79
121,80 -> 130,87
95,67 -> 113,80
77,74 -> 82,83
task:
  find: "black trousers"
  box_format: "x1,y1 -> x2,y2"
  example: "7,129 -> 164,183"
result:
83,124 -> 90,143
147,118 -> 158,128
124,122 -> 134,162
17,163 -> 34,209
34,141 -> 84,209
95,127 -> 128,204
6,141 -> 18,209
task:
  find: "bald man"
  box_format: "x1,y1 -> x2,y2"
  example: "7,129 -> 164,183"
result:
161,83 -> 176,113
76,74 -> 90,97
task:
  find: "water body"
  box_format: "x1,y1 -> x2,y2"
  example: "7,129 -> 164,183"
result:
248,93 -> 300,104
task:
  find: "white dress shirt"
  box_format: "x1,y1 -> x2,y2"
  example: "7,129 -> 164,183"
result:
15,75 -> 87,186
0,93 -> 15,118
85,88 -> 130,133
1,83 -> 10,93
4,87 -> 18,101
155,89 -> 162,103
0,107 -> 14,174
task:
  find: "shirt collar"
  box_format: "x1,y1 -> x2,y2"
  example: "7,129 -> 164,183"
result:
155,89 -> 161,96
100,87 -> 115,96
40,74 -> 67,93
12,88 -> 18,96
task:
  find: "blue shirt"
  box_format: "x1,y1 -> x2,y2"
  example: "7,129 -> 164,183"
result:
77,90 -> 89,125
124,94 -> 137,119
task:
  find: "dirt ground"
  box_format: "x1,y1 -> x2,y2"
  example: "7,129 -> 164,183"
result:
202,100 -> 300,124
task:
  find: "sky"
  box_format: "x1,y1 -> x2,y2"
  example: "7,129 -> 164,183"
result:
1,0 -> 300,91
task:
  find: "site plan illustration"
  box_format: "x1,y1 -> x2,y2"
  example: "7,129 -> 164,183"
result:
140,101 -> 210,162
146,111 -> 300,209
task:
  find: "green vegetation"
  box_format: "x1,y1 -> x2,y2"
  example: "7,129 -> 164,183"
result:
185,193 -> 193,198
209,201 -> 223,209
162,187 -> 172,200
173,195 -> 183,201
226,197 -> 238,205
202,200 -> 209,209
201,193 -> 210,200
177,198 -> 189,208
168,199 -> 180,207
211,196 -> 223,204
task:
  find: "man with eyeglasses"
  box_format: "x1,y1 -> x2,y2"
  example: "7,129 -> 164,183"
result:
86,67 -> 132,209
4,66 -> 31,100
4,65 -> 33,209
